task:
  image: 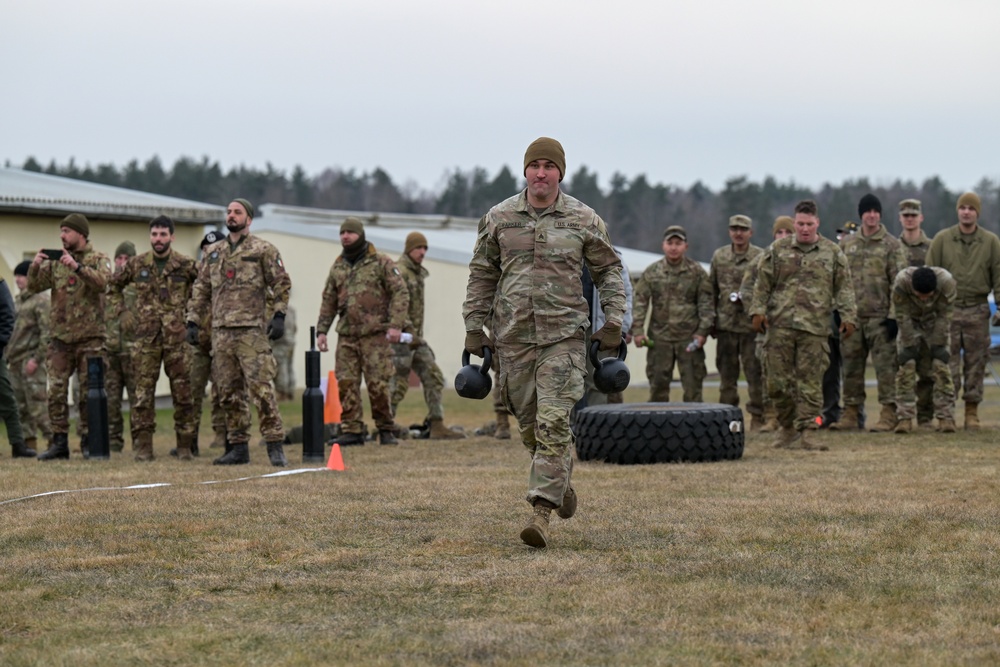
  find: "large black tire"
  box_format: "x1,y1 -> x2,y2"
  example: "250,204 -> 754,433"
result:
573,402 -> 744,464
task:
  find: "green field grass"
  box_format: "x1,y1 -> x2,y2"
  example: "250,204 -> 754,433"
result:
2,385 -> 1000,666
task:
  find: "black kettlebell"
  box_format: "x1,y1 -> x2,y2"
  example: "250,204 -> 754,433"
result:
590,339 -> 629,394
455,347 -> 493,400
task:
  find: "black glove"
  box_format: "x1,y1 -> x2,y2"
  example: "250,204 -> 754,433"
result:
591,320 -> 623,352
881,318 -> 898,342
464,329 -> 494,357
185,321 -> 199,346
267,312 -> 285,341
930,345 -> 950,364
898,346 -> 920,365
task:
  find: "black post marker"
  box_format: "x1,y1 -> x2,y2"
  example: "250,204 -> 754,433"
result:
302,327 -> 325,463
86,357 -> 111,460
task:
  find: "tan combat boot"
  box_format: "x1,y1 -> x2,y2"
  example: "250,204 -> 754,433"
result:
797,429 -> 829,451
869,404 -> 898,432
494,412 -> 512,440
428,418 -> 465,440
210,430 -> 227,449
772,427 -> 800,449
894,418 -> 912,434
759,407 -> 779,433
557,486 -> 577,519
750,413 -> 765,433
938,418 -> 957,433
829,405 -> 859,431
520,501 -> 553,548
965,403 -> 980,431
174,434 -> 193,461
134,432 -> 154,462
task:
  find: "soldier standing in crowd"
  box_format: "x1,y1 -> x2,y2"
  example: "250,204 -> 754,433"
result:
111,217 -> 199,461
105,241 -> 139,453
631,225 -> 713,402
831,194 -> 907,433
28,213 -> 112,460
710,215 -> 764,429
186,198 -> 291,466
926,192 -> 1000,430
891,266 -> 957,433
1,275 -> 34,458
464,137 -> 625,549
897,198 -> 935,428
750,199 -> 857,451
8,261 -> 51,454
389,231 -> 463,440
318,217 -> 409,446
269,303 -> 297,402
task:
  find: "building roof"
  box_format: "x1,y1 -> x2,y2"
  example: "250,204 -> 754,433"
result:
0,167 -> 225,223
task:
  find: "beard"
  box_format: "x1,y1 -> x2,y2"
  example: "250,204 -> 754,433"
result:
226,220 -> 247,234
152,241 -> 171,255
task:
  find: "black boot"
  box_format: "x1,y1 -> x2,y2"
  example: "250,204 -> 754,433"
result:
38,433 -> 70,461
379,430 -> 398,446
12,440 -> 37,458
334,432 -> 365,446
213,443 -> 249,465
266,442 -> 288,467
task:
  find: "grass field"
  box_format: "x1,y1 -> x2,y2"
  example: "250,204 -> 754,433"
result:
2,385 -> 1000,666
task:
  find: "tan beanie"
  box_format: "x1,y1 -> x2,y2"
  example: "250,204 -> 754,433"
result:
957,192 -> 982,216
772,216 -> 794,235
340,216 -> 365,235
405,231 -> 428,255
61,213 -> 90,238
523,137 -> 566,181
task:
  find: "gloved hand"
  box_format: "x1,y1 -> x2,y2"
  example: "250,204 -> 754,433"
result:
591,320 -> 623,352
185,321 -> 199,346
881,318 -> 898,341
752,314 -> 768,334
898,346 -> 920,365
464,329 -> 494,357
930,345 -> 950,363
840,321 -> 857,340
267,313 -> 285,341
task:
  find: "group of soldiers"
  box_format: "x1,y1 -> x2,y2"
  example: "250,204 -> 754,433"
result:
630,191 -> 998,450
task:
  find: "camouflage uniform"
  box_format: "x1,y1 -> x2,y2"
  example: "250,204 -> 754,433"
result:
390,252 -> 446,420
189,308 -> 233,447
111,250 -> 199,451
631,256 -> 713,402
926,224 -> 1000,406
27,243 -> 111,439
7,288 -> 52,443
318,243 -> 409,436
187,235 -> 290,445
900,230 -> 934,424
839,224 -> 908,412
269,304 -> 297,400
464,190 -> 625,507
0,278 -> 25,448
750,236 -> 857,432
891,267 -> 956,422
104,283 -> 137,450
710,243 -> 764,416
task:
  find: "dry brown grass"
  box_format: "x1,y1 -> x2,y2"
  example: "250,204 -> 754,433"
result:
3,386 -> 1000,666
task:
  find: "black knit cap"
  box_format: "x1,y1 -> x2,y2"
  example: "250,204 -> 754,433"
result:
14,261 -> 30,276
858,193 -> 882,217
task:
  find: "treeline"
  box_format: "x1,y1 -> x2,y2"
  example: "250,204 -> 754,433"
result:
15,156 -> 999,262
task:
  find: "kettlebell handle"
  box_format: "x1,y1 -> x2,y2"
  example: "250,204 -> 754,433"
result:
461,347 -> 493,374
589,338 -> 627,367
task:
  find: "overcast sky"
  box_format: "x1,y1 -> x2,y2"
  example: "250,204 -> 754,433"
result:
3,0 -> 998,195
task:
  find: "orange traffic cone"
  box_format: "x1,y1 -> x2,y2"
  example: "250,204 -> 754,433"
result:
326,443 -> 345,471
324,371 -> 342,424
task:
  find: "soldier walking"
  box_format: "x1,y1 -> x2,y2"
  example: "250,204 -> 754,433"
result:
8,261 -> 51,454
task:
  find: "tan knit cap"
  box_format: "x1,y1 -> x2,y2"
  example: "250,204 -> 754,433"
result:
957,192 -> 981,215
523,137 -> 566,181
405,231 -> 428,255
772,216 -> 794,235
340,217 -> 365,235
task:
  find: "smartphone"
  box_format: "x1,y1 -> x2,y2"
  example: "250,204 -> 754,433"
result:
42,249 -> 64,260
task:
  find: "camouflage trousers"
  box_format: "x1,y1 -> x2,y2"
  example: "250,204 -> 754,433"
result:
755,336 -> 773,415
105,346 -> 136,449
896,352 -> 954,421
949,304 -> 990,404
132,332 -> 197,438
389,342 -> 445,420
764,328 -> 827,431
335,332 -> 394,434
8,358 -> 51,441
716,330 -> 763,416
212,327 -> 283,444
645,339 -> 706,402
190,345 -> 229,437
47,338 -> 105,435
272,342 -> 296,398
0,358 -> 24,445
842,316 -> 898,407
498,336 -> 585,507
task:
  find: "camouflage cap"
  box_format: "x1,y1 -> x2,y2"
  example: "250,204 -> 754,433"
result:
729,214 -> 752,229
663,225 -> 687,241
899,199 -> 922,214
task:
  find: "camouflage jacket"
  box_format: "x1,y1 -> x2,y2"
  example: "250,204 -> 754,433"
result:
891,266 -> 956,348
111,250 -> 197,342
839,224 -> 907,318
900,230 -> 932,267
104,284 -> 137,353
710,243 -> 763,333
464,190 -> 625,346
26,242 -> 111,343
397,253 -> 428,337
6,289 -> 51,364
187,234 -> 291,330
926,224 -> 1000,308
317,243 -> 409,337
631,256 -> 713,342
750,236 -> 857,336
